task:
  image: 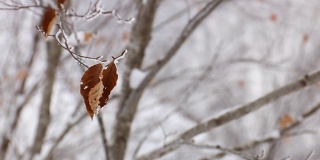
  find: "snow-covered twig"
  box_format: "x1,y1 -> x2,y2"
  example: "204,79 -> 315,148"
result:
62,0 -> 134,23
54,23 -> 90,68
0,1 -> 47,10
37,23 -> 127,69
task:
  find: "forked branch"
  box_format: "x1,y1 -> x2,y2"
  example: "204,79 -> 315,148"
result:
137,72 -> 320,160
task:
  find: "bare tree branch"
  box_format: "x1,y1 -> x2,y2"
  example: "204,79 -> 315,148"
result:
18,33 -> 40,94
107,0 -> 227,159
207,99 -> 320,159
304,151 -> 314,160
137,71 -> 320,160
44,104 -> 86,159
62,0 -> 133,22
140,0 -> 225,77
0,1 -> 46,10
0,82 -> 42,160
44,94 -> 119,159
184,141 -> 264,160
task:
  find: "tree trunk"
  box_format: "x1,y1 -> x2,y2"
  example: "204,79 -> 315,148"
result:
30,39 -> 61,159
109,1 -> 160,160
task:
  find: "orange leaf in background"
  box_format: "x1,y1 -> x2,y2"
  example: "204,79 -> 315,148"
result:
41,8 -> 56,37
94,37 -> 109,46
237,80 -> 245,89
16,68 -> 27,80
280,114 -> 293,129
303,34 -> 309,44
80,62 -> 118,119
84,33 -> 93,43
122,32 -> 129,42
270,13 -> 277,23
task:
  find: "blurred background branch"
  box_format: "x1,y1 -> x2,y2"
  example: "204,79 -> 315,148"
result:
0,0 -> 320,160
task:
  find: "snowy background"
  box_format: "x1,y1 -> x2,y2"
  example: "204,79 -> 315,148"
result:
1,0 -> 320,160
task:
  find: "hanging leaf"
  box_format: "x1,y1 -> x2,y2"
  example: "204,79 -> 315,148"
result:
41,8 -> 56,37
100,62 -> 118,107
80,62 -> 118,118
80,64 -> 103,118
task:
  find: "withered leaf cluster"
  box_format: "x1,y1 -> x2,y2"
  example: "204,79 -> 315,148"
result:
80,62 -> 118,118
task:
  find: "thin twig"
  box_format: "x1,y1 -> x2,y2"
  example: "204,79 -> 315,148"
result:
54,23 -> 89,68
137,69 -> 320,159
0,1 -> 47,10
203,100 -> 320,159
184,141 -> 264,160
44,95 -> 118,159
62,0 -> 133,23
42,23 -> 127,68
44,112 -> 87,160
97,114 -> 110,160
304,151 -> 314,160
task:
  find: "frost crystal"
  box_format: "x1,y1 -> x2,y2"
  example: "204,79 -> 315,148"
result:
114,49 -> 127,64
127,18 -> 135,24
117,18 -> 135,24
96,106 -> 101,115
98,56 -> 104,60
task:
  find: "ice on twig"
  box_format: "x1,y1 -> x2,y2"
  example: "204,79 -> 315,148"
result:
114,49 -> 127,64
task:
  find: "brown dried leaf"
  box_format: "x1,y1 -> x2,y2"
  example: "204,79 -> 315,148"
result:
80,62 -> 118,118
80,64 -> 103,118
16,68 -> 27,80
280,114 -> 293,129
84,33 -> 93,43
88,81 -> 104,115
122,32 -> 129,42
303,34 -> 309,44
237,80 -> 245,89
41,8 -> 56,37
270,13 -> 277,23
99,62 -> 118,107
